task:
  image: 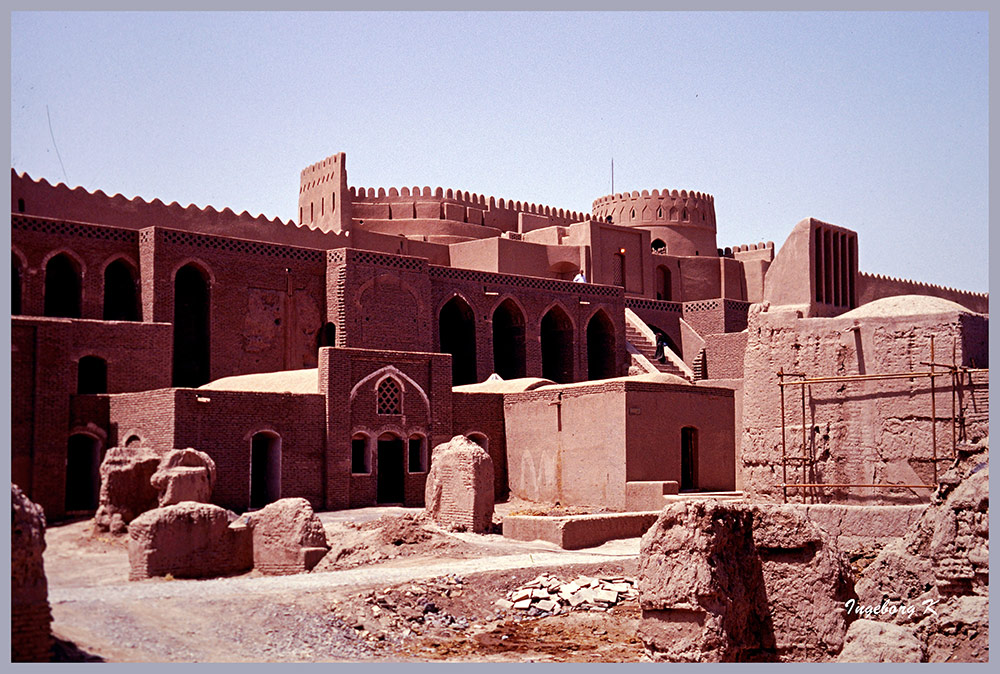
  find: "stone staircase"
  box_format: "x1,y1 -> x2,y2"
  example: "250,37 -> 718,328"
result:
624,323 -> 692,381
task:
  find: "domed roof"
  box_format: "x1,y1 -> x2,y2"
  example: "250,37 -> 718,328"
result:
198,369 -> 319,394
840,295 -> 976,319
453,377 -> 556,393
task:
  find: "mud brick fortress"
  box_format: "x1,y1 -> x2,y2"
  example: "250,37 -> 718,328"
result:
10,151 -> 989,521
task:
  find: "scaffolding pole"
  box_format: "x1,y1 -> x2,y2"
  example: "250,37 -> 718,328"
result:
775,345 -> 974,502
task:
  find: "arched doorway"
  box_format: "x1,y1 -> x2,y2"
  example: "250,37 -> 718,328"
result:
377,432 -> 405,503
439,296 -> 477,385
250,431 -> 281,509
173,264 -> 211,387
586,310 -> 616,380
492,299 -> 526,380
65,433 -> 101,512
541,306 -> 574,383
77,356 -> 108,394
681,426 -> 698,491
103,258 -> 140,321
44,253 -> 81,318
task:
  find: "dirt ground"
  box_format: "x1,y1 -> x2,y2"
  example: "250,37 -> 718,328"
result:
44,505 -> 646,663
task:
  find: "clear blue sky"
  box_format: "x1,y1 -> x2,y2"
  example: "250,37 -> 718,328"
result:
10,11 -> 989,293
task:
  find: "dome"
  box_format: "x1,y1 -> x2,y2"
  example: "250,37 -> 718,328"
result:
840,295 -> 977,319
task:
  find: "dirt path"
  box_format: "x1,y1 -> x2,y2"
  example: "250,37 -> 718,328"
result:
46,516 -> 646,662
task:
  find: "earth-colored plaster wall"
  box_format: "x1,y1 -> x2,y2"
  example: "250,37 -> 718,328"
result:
624,386 -> 735,491
741,303 -> 989,504
504,386 -> 627,509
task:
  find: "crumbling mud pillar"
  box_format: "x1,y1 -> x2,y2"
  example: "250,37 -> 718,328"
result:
12,483 -> 53,662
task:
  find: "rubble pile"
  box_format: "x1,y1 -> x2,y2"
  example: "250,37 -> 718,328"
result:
495,573 -> 638,617
844,438 -> 990,662
329,574 -> 474,645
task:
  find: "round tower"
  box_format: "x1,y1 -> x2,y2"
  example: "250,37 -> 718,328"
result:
592,189 -> 717,256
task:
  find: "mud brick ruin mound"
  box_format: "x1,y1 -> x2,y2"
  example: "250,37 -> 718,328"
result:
845,437 -> 989,662
150,448 -> 217,507
94,447 -> 162,534
127,501 -> 252,580
11,483 -> 53,662
242,497 -> 329,575
637,499 -> 856,662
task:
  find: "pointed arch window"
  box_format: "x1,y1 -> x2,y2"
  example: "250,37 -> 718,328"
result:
377,377 -> 402,415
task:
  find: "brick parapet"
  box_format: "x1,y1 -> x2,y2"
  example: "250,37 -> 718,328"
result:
858,271 -> 989,315
13,170 -> 342,248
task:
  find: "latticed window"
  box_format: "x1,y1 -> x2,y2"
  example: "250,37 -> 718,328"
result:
612,253 -> 625,288
377,378 -> 402,415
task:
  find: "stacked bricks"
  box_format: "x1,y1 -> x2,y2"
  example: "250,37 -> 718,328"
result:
424,435 -> 494,533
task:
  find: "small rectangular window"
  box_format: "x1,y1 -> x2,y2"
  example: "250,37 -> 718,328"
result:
352,438 -> 368,473
408,437 -> 424,472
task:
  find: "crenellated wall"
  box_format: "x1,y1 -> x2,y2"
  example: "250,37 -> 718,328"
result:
13,171 -> 339,249
298,152 -> 350,234
592,189 -> 717,257
298,150 -> 591,243
857,271 -> 988,315
345,184 -> 589,242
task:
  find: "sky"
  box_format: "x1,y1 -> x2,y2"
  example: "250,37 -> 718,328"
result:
9,11 -> 990,293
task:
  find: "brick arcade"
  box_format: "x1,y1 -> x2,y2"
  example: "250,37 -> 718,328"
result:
10,152 -> 989,520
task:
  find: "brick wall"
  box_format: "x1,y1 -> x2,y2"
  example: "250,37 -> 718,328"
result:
321,347 -> 452,509
702,331 -> 749,380
451,391 -> 508,499
12,215 -> 140,319
12,316 -> 172,519
141,226 -> 328,382
429,265 -> 626,383
171,390 -> 326,512
108,388 -> 326,512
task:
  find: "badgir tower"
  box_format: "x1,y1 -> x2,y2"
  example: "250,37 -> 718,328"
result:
10,152 -> 989,520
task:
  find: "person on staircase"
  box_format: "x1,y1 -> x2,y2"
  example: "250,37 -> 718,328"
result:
653,331 -> 669,364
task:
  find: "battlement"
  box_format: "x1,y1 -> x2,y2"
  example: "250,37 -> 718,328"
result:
13,170 -> 299,228
593,189 -> 715,206
348,184 -> 588,223
10,170 -> 349,251
721,241 -> 774,257
591,189 -> 716,230
859,271 -> 988,300
299,152 -> 345,194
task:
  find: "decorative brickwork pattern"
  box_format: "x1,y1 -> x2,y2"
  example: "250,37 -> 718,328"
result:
430,265 -> 622,297
161,228 -> 323,262
626,298 -> 683,313
13,215 -> 137,242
